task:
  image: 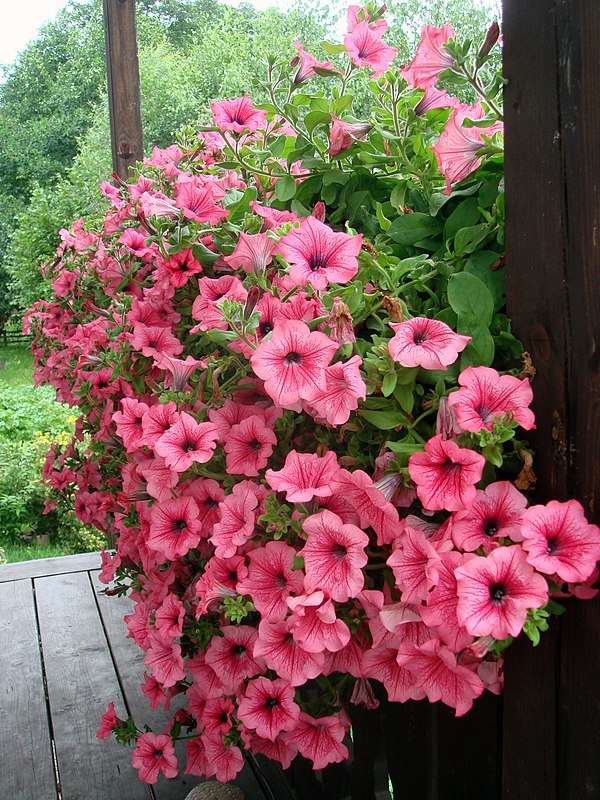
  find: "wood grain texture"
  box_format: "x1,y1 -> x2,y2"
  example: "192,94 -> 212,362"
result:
103,0 -> 144,180
0,552 -> 102,583
0,580 -> 57,800
553,2 -> 600,796
35,571 -> 148,800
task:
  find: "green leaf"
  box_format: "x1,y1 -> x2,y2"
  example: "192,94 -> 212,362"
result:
381,371 -> 397,396
304,110 -> 331,135
360,409 -> 407,429
443,198 -> 480,241
275,175 -> 297,202
320,41 -> 346,54
386,439 -> 424,456
191,242 -> 220,266
454,223 -> 490,255
447,272 -> 494,325
459,320 -> 495,367
393,381 -> 415,413
465,250 -> 504,310
387,213 -> 442,245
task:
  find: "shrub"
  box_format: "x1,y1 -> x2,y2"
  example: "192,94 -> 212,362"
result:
28,4 -> 599,785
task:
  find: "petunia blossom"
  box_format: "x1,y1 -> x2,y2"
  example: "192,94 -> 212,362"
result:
344,22 -> 397,77
211,95 -> 267,134
455,545 -> 549,640
223,415 -> 277,477
389,317 -> 471,370
301,510 -> 369,602
328,116 -> 373,157
236,541 -> 305,621
223,232 -> 277,273
304,355 -> 367,426
237,677 -> 300,741
204,625 -> 265,694
154,412 -> 219,472
386,526 -> 441,604
254,619 -> 324,687
131,732 -> 178,784
251,320 -> 338,408
292,40 -> 338,84
520,499 -> 600,583
276,216 -> 363,290
448,366 -> 535,432
408,434 -> 485,512
451,481 -> 528,552
401,24 -> 456,89
265,450 -> 339,503
148,496 -> 203,561
283,712 -> 349,770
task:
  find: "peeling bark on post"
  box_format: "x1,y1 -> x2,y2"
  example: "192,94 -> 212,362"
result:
103,0 -> 144,181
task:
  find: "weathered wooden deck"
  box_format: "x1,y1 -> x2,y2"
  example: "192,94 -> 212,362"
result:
0,553 -> 278,800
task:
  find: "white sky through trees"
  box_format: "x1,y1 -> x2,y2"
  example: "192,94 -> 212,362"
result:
0,0 -> 499,76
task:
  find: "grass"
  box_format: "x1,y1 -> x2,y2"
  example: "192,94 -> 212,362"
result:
0,541 -> 70,564
0,344 -> 34,386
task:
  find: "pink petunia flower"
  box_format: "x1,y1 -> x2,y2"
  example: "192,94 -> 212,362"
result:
148,496 -> 203,561
408,434 -> 485,512
362,644 -> 425,703
211,95 -> 267,134
154,592 -> 186,642
159,248 -> 203,288
396,639 -> 484,717
420,551 -> 475,652
237,677 -> 301,741
224,415 -> 277,476
112,398 -> 150,452
344,22 -> 397,77
131,732 -> 178,784
386,526 -> 441,604
276,216 -> 363,290
154,412 -> 219,472
455,545 -> 549,639
251,320 -> 338,408
96,702 -> 120,739
432,102 -> 504,194
328,116 -> 373,157
204,625 -> 265,694
250,732 -> 299,770
301,510 -> 369,602
201,733 -> 245,782
304,355 -> 367,426
521,499 -> 600,583
254,618 -> 324,687
347,5 -> 388,35
401,24 -> 456,89
143,633 -> 186,688
287,592 -> 351,653
389,317 -> 471,370
451,481 -> 528,552
209,482 -> 259,559
283,712 -> 349,770
175,180 -> 229,224
448,366 -> 535,432
223,232 -> 277,273
292,40 -> 339,84
265,450 -> 339,503
329,468 -> 400,545
237,541 -> 305,621
415,87 -> 460,115
191,275 -> 248,332
131,323 -> 184,359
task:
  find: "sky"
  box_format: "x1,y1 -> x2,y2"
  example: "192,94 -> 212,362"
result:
0,0 -> 291,70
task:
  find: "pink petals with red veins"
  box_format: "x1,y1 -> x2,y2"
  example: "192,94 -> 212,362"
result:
389,317 -> 471,370
155,412 -> 218,472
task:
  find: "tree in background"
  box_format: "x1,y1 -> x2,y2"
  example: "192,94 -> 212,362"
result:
2,0 -> 498,311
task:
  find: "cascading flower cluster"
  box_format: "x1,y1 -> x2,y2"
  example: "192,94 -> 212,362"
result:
26,3 -> 600,786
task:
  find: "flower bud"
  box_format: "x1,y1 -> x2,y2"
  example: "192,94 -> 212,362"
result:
244,285 -> 260,319
328,297 -> 356,344
478,21 -> 500,60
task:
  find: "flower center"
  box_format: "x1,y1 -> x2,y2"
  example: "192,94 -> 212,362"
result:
259,321 -> 273,336
332,543 -> 347,561
412,329 -> 429,346
546,537 -> 560,555
248,439 -> 263,451
232,644 -> 246,657
308,251 -> 329,272
174,519 -> 187,532
275,573 -> 287,590
284,351 -> 303,366
482,518 -> 499,537
265,697 -> 279,710
181,439 -> 197,453
489,583 -> 507,605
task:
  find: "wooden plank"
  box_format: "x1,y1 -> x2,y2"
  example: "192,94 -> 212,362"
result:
384,700 -> 435,800
502,1 -> 564,797
103,0 -> 144,180
0,580 -> 57,800
0,552 -> 102,583
35,571 -> 149,800
553,2 -> 600,796
436,693 -> 501,800
91,571 -> 268,800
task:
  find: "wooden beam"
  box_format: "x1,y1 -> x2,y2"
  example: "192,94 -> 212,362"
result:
103,0 -> 144,181
503,0 -> 600,797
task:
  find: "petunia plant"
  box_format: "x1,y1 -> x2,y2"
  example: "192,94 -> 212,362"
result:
26,2 -> 600,785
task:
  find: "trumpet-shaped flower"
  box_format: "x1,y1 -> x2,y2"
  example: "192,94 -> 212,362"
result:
389,317 -> 471,370
155,412 -> 218,472
344,22 -> 397,77
265,450 -> 339,503
132,732 -> 178,784
211,95 -> 267,133
448,366 -> 535,432
401,24 -> 456,89
237,677 -> 300,741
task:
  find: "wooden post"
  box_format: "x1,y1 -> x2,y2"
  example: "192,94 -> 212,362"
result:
503,1 -> 600,797
103,0 -> 144,181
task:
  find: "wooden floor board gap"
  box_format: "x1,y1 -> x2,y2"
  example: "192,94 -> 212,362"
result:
32,579 -> 63,800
